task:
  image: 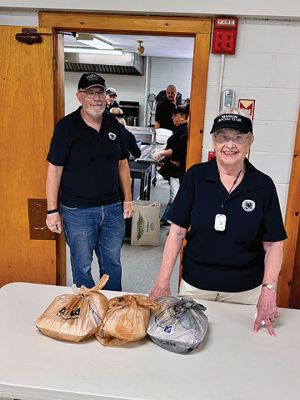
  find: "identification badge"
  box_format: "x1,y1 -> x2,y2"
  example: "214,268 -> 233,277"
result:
214,214 -> 227,231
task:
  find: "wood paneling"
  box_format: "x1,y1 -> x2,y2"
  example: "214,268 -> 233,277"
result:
187,33 -> 211,167
277,108 -> 300,308
0,26 -> 56,286
53,32 -> 66,285
290,228 -> 300,308
39,12 -> 211,35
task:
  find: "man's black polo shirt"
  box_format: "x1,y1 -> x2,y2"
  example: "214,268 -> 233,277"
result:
155,99 -> 176,131
168,158 -> 287,292
159,122 -> 188,179
47,107 -> 128,208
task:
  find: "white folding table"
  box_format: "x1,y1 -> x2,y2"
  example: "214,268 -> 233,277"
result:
0,282 -> 299,400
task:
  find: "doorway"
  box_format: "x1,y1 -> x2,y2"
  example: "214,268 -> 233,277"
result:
63,31 -> 195,292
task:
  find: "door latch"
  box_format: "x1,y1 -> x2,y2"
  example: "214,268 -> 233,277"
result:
15,28 -> 43,45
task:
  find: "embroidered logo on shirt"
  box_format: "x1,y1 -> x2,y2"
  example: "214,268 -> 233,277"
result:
242,199 -> 255,212
108,132 -> 116,141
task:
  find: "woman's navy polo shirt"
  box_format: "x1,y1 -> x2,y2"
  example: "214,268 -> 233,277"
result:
168,158 -> 287,292
47,107 -> 129,208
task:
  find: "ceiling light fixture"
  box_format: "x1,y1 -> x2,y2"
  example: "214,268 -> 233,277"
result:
75,33 -> 116,50
64,47 -> 124,56
137,40 -> 145,55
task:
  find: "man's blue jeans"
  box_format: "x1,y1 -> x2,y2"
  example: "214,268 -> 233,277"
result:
61,202 -> 125,291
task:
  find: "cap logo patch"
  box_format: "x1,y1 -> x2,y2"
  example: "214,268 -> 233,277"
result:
217,114 -> 242,123
108,132 -> 116,141
242,199 -> 255,212
86,73 -> 101,82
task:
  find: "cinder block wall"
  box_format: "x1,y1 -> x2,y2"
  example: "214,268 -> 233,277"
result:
203,19 -> 300,218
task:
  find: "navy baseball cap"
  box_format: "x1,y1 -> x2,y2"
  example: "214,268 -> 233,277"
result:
78,73 -> 106,90
210,113 -> 253,134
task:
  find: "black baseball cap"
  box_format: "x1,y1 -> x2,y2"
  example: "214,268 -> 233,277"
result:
172,106 -> 189,117
106,87 -> 117,96
77,73 -> 106,90
210,113 -> 253,134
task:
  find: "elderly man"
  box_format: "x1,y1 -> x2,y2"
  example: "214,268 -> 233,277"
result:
46,72 -> 132,291
154,84 -> 178,131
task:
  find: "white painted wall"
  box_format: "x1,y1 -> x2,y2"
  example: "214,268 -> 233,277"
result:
0,1 -> 300,18
149,57 -> 192,100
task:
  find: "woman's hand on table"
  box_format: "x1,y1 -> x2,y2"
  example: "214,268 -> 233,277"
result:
253,288 -> 278,337
149,277 -> 171,300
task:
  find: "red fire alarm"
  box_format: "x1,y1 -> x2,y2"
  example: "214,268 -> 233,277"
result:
212,16 -> 238,55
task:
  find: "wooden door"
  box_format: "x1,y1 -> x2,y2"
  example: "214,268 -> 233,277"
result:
0,26 -> 57,286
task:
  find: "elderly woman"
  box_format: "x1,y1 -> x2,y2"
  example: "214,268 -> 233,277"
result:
150,107 -> 287,337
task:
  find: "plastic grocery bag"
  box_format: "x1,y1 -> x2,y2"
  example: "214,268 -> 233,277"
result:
147,296 -> 208,354
96,294 -> 161,347
36,275 -> 109,342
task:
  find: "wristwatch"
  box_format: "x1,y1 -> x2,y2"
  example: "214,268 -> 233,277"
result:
262,283 -> 276,290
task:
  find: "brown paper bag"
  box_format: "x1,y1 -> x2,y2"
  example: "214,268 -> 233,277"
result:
131,201 -> 160,246
36,275 -> 109,342
95,294 -> 161,347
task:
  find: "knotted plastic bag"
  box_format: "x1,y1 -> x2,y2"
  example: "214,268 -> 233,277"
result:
96,294 -> 161,347
147,296 -> 208,354
36,275 -> 109,342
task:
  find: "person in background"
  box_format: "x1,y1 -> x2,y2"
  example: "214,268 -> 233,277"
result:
106,87 -> 119,111
45,73 -> 133,291
110,107 -> 141,159
169,104 -> 190,180
153,106 -> 189,226
154,84 -> 178,131
150,107 -> 287,337
156,88 -> 182,107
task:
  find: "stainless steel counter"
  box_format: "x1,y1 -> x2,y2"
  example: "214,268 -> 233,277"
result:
127,126 -> 154,144
135,143 -> 163,164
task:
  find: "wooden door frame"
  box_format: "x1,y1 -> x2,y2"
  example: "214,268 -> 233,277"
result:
277,108 -> 300,307
39,11 -> 212,286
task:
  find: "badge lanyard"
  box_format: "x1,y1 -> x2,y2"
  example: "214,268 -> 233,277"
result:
214,169 -> 242,232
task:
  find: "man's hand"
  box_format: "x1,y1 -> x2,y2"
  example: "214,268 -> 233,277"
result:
46,213 -> 62,234
123,201 -> 133,219
253,288 -> 278,337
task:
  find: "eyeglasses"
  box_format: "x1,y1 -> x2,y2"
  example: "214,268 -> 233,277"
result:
79,89 -> 105,98
214,132 -> 250,144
